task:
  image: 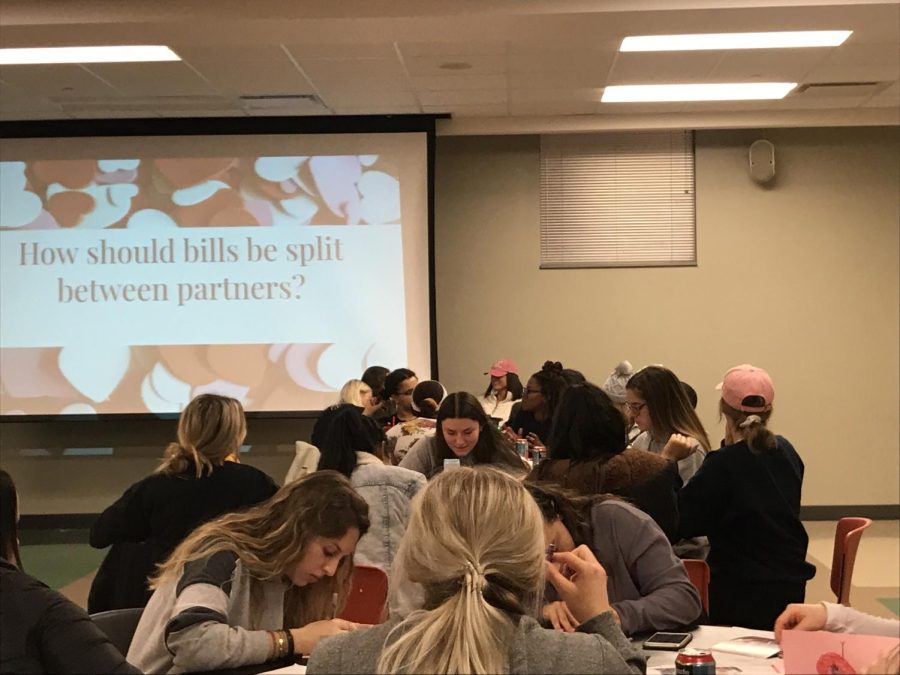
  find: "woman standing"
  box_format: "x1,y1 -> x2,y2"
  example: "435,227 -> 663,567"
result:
400,392 -> 527,479
128,472 -> 368,673
676,365 -> 815,629
88,394 -> 278,613
626,366 -> 712,485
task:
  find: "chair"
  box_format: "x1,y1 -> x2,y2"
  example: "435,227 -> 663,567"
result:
683,559 -> 710,614
89,607 -> 145,656
339,565 -> 389,625
830,517 -> 873,606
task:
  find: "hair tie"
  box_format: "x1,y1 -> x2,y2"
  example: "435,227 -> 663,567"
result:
739,414 -> 763,429
462,561 -> 486,594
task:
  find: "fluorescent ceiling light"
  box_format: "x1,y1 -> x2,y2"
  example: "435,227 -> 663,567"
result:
0,46 -> 180,65
601,83 -> 797,102
621,31 -> 852,51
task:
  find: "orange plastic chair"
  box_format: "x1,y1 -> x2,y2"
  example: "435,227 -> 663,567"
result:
830,517 -> 873,606
683,559 -> 710,614
339,564 -> 389,624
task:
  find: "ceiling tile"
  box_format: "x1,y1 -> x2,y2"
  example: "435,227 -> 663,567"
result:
333,105 -> 422,115
418,90 -> 506,106
398,42 -> 507,58
423,103 -> 508,117
319,89 -> 418,108
299,58 -> 410,91
410,74 -> 506,92
0,64 -> 120,98
402,53 -> 507,76
85,62 -> 217,97
710,49 -> 828,82
509,70 -> 607,90
607,52 -> 722,85
0,110 -> 70,121
510,88 -> 600,105
508,49 -> 614,77
282,43 -> 397,59
180,47 -> 316,96
509,100 -> 598,116
862,83 -> 900,108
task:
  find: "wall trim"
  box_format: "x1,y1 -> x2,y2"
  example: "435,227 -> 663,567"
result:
800,504 -> 900,521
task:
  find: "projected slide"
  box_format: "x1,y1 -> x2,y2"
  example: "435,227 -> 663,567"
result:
0,132 -> 430,415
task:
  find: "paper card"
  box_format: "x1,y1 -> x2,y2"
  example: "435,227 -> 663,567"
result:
712,636 -> 783,658
782,629 -> 899,675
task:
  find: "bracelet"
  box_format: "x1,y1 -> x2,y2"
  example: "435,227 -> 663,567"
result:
284,630 -> 295,657
268,631 -> 279,660
276,631 -> 288,659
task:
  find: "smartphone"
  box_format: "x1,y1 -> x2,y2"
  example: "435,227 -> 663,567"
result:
642,632 -> 693,650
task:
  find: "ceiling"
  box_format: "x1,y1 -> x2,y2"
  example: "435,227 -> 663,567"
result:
1,0 -> 898,134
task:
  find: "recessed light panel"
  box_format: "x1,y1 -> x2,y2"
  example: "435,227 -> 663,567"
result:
0,46 -> 180,65
601,83 -> 798,102
620,31 -> 852,52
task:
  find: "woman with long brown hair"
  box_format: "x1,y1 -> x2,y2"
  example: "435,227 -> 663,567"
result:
128,471 -> 369,673
89,394 -> 278,613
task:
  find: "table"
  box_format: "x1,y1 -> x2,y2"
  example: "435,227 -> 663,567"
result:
640,625 -> 784,674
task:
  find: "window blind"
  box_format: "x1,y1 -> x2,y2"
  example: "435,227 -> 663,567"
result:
540,131 -> 696,268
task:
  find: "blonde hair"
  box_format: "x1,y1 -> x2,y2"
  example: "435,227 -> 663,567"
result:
339,379 -> 372,407
719,399 -> 776,453
156,394 -> 247,478
378,467 -> 545,675
151,471 -> 369,627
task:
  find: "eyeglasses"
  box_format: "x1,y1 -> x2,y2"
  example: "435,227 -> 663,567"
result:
626,402 -> 647,414
523,388 -> 543,396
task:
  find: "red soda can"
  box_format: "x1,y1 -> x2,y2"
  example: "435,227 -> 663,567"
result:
675,648 -> 716,675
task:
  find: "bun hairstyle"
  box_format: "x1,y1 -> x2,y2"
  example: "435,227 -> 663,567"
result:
411,380 -> 447,420
530,360 -> 569,418
157,394 -> 247,478
379,467 -> 545,674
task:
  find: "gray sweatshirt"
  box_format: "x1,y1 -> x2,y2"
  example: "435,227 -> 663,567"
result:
128,551 -> 285,674
307,612 -> 645,674
587,500 -> 703,636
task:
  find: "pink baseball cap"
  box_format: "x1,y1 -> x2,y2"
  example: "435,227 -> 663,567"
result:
486,359 -> 519,377
717,364 -> 774,413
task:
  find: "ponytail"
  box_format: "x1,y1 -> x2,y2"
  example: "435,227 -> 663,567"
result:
719,400 -> 776,453
157,442 -> 214,478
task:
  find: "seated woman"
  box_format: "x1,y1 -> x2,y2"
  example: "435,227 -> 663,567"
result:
675,365 -> 816,630
0,470 -> 139,675
527,383 -> 682,542
379,368 -> 419,430
477,358 -> 523,425
316,405 -> 426,578
88,394 -> 278,613
128,471 -> 369,674
526,482 -> 702,637
307,467 -> 645,674
385,379 -> 446,463
399,392 -> 527,479
506,361 -> 569,449
625,366 -> 712,485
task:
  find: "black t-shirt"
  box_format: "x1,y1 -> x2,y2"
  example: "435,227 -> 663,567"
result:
506,407 -> 552,443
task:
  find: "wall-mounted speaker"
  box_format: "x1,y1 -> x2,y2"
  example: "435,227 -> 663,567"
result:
749,139 -> 776,184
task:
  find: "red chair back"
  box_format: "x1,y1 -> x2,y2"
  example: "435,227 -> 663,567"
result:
830,517 -> 873,606
339,565 -> 389,624
682,559 -> 710,614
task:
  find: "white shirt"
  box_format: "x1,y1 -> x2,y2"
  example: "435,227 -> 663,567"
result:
477,390 -> 516,424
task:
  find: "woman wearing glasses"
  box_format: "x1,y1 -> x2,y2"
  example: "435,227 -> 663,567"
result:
505,361 -> 569,450
379,368 -> 418,431
625,366 -> 711,486
527,384 -> 681,542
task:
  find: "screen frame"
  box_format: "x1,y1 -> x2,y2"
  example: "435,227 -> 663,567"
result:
0,114 -> 443,421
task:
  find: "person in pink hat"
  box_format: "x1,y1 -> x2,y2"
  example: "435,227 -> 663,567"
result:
671,364 -> 816,630
477,358 -> 523,425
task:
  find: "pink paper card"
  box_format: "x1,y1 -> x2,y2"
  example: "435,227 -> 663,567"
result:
782,630 -> 899,674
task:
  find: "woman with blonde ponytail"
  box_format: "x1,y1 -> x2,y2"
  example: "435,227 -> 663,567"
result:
675,365 -> 815,630
308,467 -> 644,675
88,395 -> 277,614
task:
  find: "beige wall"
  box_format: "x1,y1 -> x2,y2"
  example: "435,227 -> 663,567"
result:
433,127 -> 900,507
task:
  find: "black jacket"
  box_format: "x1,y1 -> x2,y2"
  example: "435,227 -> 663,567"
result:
87,462 -> 277,613
678,436 -> 816,584
0,560 -> 139,674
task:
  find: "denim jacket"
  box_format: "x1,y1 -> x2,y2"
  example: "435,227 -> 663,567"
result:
351,453 -> 426,575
